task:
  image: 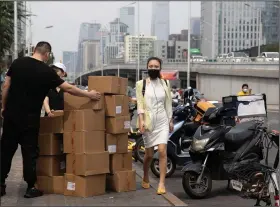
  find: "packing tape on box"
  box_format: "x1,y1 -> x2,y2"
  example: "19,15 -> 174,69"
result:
71,111 -> 77,175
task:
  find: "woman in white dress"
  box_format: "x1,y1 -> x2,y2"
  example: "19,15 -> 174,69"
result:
136,57 -> 173,195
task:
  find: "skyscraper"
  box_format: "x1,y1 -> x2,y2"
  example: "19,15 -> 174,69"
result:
76,23 -> 101,73
190,17 -> 200,35
151,1 -> 170,41
120,6 -> 135,35
200,2 -> 272,58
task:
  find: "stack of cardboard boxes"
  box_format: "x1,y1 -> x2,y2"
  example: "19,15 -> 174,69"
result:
36,112 -> 65,194
36,76 -> 136,197
63,93 -> 109,197
88,76 -> 136,192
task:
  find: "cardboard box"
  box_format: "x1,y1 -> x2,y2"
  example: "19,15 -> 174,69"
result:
105,95 -> 129,117
105,134 -> 128,154
106,170 -> 136,192
36,176 -> 64,194
52,110 -> 64,117
109,151 -> 132,174
40,116 -> 63,134
64,109 -> 105,132
88,76 -> 127,95
64,93 -> 104,111
64,131 -> 105,153
106,116 -> 130,134
119,77 -> 128,95
64,174 -> 106,197
38,134 -> 63,155
66,152 -> 109,176
37,155 -> 66,176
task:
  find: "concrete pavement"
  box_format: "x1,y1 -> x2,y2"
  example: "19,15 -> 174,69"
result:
0,149 -> 179,206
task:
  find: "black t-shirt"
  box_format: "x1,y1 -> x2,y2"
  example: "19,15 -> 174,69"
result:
44,88 -> 64,116
4,57 -> 65,127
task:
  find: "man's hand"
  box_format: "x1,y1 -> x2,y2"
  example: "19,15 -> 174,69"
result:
87,90 -> 101,100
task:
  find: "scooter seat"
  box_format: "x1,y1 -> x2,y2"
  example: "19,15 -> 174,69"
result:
224,121 -> 256,146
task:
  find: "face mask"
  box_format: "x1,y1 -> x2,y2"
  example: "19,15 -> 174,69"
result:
148,69 -> 160,80
243,89 -> 248,93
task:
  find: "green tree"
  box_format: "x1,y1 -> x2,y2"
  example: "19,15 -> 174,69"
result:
0,2 -> 26,60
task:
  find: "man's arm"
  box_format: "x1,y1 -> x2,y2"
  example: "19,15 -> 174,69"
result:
58,82 -> 100,99
1,76 -> 11,112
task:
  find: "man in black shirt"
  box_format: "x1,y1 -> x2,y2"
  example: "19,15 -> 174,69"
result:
1,41 -> 101,198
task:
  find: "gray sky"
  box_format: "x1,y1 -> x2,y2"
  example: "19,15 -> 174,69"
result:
28,1 -> 201,61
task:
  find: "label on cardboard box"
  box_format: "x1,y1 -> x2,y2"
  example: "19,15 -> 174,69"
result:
124,121 -> 130,129
116,106 -> 122,114
67,182 -> 75,191
108,145 -> 117,153
60,161 -> 66,170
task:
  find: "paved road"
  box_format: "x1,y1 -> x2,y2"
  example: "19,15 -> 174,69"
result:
134,112 -> 279,207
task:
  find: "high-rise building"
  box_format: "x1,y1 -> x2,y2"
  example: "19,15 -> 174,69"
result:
76,23 -> 101,73
201,2 -> 276,58
151,1 -> 170,41
263,1 -> 279,44
190,17 -> 200,35
124,35 -> 157,63
63,51 -> 78,81
153,40 -> 188,60
120,7 -> 135,35
81,40 -> 100,72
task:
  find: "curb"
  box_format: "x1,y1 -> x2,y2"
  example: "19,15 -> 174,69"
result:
133,163 -> 188,206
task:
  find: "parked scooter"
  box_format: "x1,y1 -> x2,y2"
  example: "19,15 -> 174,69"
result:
134,104 -> 190,165
150,99 -> 199,177
181,106 -> 279,206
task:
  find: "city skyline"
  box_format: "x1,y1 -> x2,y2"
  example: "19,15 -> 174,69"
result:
28,1 -> 200,60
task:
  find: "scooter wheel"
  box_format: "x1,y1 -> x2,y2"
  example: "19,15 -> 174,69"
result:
182,171 -> 212,199
150,157 -> 176,178
135,138 -> 145,164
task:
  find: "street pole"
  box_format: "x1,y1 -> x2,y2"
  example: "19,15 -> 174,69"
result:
258,8 -> 261,56
117,12 -> 120,59
187,1 -> 191,88
118,64 -> 120,77
100,27 -> 104,76
14,1 -> 18,60
137,0 -> 140,81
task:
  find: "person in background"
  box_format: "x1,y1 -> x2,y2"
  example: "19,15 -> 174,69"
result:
171,85 -> 181,99
43,62 -> 67,117
1,41 -> 101,198
237,83 -> 252,96
136,57 -> 173,195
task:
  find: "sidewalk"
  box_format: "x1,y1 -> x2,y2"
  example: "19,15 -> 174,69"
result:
268,105 -> 279,112
0,149 -> 184,206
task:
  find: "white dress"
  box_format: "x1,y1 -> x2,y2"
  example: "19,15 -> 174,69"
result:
143,78 -> 169,148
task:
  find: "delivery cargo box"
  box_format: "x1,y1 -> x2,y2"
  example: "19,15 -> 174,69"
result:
105,95 -> 129,117
36,176 -> 64,194
40,115 -> 64,134
88,76 -> 128,95
66,152 -> 109,176
64,109 -> 105,132
105,116 -> 130,134
64,93 -> 104,111
64,174 -> 106,197
38,133 -> 63,156
64,131 -> 105,154
105,133 -> 128,154
109,151 -> 132,174
37,155 -> 66,176
106,170 -> 136,192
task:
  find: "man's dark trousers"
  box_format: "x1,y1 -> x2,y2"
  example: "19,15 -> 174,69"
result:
1,116 -> 39,188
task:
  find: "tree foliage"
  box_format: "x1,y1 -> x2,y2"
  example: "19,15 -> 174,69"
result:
0,2 -> 26,59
